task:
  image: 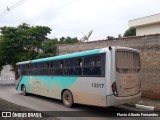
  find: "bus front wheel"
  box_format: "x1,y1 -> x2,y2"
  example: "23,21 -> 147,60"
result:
21,85 -> 27,96
62,90 -> 74,108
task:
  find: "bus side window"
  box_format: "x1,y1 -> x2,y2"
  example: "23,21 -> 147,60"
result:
84,56 -> 92,66
39,62 -> 44,68
83,56 -> 92,75
80,62 -> 82,66
64,59 -> 73,75
52,60 -> 64,75
50,62 -> 53,68
53,61 -> 61,68
17,68 -> 20,76
29,63 -> 34,69
74,67 -> 82,75
46,62 -> 50,68
65,59 -> 74,67
92,55 -> 102,75
83,54 -> 103,76
16,65 -> 21,80
34,63 -> 38,69
74,58 -> 82,75
61,60 -> 64,68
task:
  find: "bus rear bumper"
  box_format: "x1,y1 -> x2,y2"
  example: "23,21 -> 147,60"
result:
106,92 -> 141,106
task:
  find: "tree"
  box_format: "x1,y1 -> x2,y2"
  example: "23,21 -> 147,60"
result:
0,23 -> 80,71
37,38 -> 58,58
37,37 -> 79,58
123,27 -> 136,37
59,36 -> 79,44
0,23 -> 51,70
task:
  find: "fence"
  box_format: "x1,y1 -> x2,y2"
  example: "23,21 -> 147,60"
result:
0,77 -> 15,84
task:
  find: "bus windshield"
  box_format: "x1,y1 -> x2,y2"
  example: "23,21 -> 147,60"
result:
116,50 -> 140,73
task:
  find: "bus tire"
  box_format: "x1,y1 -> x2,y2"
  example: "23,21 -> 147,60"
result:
62,90 -> 74,108
21,85 -> 27,96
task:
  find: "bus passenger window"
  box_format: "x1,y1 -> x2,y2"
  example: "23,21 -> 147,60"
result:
34,63 -> 38,69
83,54 -> 104,76
15,67 -> 21,80
50,62 -> 53,68
74,58 -> 82,66
22,70 -> 28,75
83,67 -> 91,75
65,68 -> 74,75
65,59 -> 74,67
53,61 -> 60,68
57,68 -> 64,75
93,55 -> 101,66
75,67 -> 82,75
29,70 -> 33,75
46,62 -> 50,68
93,66 -> 101,75
16,68 -> 21,76
84,56 -> 92,66
60,60 -> 64,68
80,62 -> 82,66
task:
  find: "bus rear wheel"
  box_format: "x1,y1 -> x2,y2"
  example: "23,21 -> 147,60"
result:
21,85 -> 27,96
62,90 -> 74,108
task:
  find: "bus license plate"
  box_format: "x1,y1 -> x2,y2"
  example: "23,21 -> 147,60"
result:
125,88 -> 133,92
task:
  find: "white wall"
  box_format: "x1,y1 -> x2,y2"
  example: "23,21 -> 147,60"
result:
0,65 -> 15,84
129,13 -> 160,27
136,23 -> 160,36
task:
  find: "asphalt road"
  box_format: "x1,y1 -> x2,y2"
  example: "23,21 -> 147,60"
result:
0,84 -> 159,120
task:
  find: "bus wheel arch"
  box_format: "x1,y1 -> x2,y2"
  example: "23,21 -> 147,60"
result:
61,89 -> 74,108
21,84 -> 27,96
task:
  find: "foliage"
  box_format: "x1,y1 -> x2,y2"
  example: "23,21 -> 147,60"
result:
123,27 -> 136,37
0,23 -> 51,71
0,23 -> 79,71
37,38 -> 58,58
59,36 -> 79,44
37,37 -> 79,58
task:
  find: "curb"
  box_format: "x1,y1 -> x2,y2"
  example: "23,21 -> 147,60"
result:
125,104 -> 160,112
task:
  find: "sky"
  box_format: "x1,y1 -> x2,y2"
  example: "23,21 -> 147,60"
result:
0,0 -> 160,41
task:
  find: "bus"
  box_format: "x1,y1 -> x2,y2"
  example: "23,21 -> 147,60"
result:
15,46 -> 141,107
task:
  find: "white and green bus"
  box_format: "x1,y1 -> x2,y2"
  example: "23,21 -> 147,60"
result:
15,46 -> 141,107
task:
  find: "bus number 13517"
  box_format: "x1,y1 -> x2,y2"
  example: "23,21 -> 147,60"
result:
92,83 -> 104,88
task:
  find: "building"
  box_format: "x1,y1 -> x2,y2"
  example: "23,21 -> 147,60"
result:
129,13 -> 160,36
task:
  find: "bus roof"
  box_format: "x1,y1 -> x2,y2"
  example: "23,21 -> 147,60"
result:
16,46 -> 139,65
31,48 -> 102,63
16,60 -> 30,65
16,48 -> 103,65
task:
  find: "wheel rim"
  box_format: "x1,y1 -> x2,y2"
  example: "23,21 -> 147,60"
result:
63,90 -> 74,107
64,94 -> 71,105
22,86 -> 26,95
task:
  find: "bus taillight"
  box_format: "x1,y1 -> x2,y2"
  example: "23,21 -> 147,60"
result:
112,82 -> 118,96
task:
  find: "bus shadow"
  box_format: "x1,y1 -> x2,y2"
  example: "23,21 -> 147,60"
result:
75,103 -> 123,111
18,93 -> 129,117
19,93 -> 63,106
19,92 -> 125,111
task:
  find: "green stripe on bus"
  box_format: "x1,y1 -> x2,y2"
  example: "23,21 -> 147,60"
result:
17,76 -> 77,92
